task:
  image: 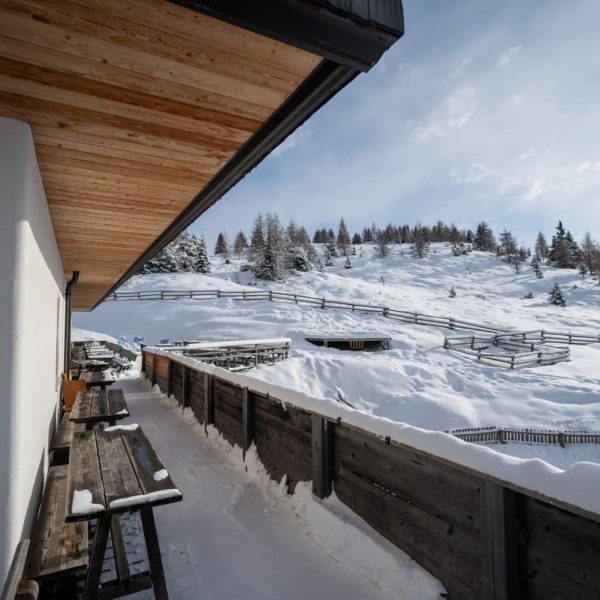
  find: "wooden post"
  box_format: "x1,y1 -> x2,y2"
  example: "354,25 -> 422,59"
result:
167,359 -> 173,398
182,366 -> 189,409
242,387 -> 254,458
152,355 -> 157,387
311,415 -> 334,499
480,481 -> 519,600
204,373 -> 214,427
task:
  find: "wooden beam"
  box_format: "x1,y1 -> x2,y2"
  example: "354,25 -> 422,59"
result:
242,387 -> 254,456
480,481 -> 520,600
311,415 -> 334,499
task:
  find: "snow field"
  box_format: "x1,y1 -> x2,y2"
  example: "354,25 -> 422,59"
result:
74,243 -> 600,469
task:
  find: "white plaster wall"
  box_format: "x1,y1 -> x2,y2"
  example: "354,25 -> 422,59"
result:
0,118 -> 65,587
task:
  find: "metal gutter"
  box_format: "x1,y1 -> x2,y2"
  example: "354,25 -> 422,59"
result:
64,271 -> 79,371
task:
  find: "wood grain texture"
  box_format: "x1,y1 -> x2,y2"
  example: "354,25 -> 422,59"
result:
0,0 -> 320,309
26,465 -> 89,579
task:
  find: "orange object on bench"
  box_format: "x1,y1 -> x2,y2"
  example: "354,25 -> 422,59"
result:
61,373 -> 87,411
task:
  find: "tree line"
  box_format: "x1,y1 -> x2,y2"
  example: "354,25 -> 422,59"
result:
140,215 -> 600,283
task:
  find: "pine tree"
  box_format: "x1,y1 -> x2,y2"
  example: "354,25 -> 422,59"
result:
579,263 -> 588,279
195,237 -> 211,273
580,232 -> 597,275
449,286 -> 457,298
473,222 -> 496,252
548,282 -> 566,306
535,232 -> 549,261
376,231 -> 389,258
337,218 -> 351,256
249,214 -> 265,261
214,232 -> 229,256
548,221 -> 576,268
254,239 -> 278,280
352,233 -> 362,245
344,256 -> 352,269
411,223 -> 429,258
233,231 -> 248,258
531,255 -> 544,278
291,246 -> 312,272
498,229 -> 517,258
324,248 -> 334,266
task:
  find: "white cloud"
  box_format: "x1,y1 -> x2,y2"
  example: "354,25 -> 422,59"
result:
518,148 -> 535,160
576,161 -> 600,173
522,178 -> 550,202
498,45 -> 523,68
419,85 -> 477,139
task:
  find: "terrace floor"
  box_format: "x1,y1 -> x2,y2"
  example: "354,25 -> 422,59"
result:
117,376 -> 432,600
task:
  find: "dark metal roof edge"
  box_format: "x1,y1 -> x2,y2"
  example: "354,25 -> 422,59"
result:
168,0 -> 404,72
90,60 -> 357,310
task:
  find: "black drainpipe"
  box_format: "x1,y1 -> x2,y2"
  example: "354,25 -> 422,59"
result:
64,271 -> 79,373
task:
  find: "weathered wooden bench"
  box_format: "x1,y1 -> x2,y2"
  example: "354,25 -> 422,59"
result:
0,540 -> 38,600
50,413 -> 85,466
24,466 -> 89,586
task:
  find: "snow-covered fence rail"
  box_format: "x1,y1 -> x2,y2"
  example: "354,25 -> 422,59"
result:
450,426 -> 600,446
443,335 -> 570,368
107,288 -> 600,343
143,347 -> 600,600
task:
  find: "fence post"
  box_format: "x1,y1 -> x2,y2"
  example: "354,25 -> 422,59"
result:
167,359 -> 173,398
242,387 -> 254,458
480,481 -> 519,600
311,415 -> 334,499
182,366 -> 189,409
204,373 -> 214,427
152,355 -> 157,387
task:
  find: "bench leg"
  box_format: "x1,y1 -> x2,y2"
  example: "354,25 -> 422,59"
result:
140,507 -> 169,600
83,514 -> 111,600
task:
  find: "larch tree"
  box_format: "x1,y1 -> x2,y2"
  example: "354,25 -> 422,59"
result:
337,217 -> 351,256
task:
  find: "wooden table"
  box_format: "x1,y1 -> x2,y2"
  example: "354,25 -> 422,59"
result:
67,427 -> 182,599
70,389 -> 129,430
80,369 -> 116,390
74,359 -> 112,372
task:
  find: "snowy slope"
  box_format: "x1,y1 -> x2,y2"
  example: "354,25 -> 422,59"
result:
74,244 -> 600,467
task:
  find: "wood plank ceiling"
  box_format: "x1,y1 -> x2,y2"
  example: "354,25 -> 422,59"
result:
0,0 -> 321,310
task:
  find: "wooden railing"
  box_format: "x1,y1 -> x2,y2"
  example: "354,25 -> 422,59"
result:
443,335 -> 570,368
142,347 -> 600,600
450,426 -> 600,446
107,288 -> 600,344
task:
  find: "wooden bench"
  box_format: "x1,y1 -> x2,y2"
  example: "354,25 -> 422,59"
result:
50,413 -> 85,466
0,540 -> 38,600
24,466 -> 89,584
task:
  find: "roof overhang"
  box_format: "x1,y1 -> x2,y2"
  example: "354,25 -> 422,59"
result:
0,0 -> 403,310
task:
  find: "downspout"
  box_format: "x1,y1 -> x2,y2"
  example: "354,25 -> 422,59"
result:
64,271 -> 79,373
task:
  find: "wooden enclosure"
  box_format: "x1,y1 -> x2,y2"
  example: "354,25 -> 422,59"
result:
143,349 -> 600,599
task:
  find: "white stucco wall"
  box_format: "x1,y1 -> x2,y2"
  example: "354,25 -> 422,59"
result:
0,118 -> 65,587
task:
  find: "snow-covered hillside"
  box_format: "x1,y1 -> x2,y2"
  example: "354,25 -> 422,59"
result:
74,244 -> 600,467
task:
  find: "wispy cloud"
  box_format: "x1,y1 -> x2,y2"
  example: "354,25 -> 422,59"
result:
193,0 -> 600,248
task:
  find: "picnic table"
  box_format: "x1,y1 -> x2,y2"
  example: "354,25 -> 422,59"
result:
70,389 -> 129,430
73,359 -> 111,372
80,369 -> 115,391
67,426 -> 182,599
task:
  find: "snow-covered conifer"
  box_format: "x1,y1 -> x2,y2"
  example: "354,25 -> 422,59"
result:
548,282 -> 566,306
344,257 -> 352,269
195,237 -> 211,274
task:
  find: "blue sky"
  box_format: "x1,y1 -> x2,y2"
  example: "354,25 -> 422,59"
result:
191,0 -> 600,249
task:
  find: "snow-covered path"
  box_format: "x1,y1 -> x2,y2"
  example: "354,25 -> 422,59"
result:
118,377 -> 442,600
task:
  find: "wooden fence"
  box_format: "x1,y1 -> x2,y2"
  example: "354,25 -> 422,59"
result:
142,348 -> 600,600
106,288 -> 600,345
450,426 -> 600,446
443,336 -> 570,369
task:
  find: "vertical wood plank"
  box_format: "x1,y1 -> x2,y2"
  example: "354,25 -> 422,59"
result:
481,481 -> 519,600
242,387 -> 254,456
311,415 -> 334,499
167,359 -> 173,397
204,373 -> 214,426
182,366 -> 189,409
152,355 -> 157,387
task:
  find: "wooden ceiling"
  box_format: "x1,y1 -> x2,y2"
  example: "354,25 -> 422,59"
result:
0,0 -> 321,310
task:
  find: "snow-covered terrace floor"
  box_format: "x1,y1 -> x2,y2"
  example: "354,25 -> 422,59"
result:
118,377 -> 441,600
